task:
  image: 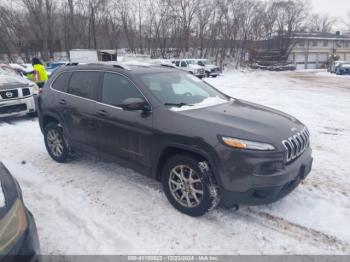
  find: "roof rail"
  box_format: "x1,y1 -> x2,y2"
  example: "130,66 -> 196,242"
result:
87,61 -> 132,70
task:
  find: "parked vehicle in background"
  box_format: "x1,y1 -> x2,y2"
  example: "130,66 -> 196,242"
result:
0,64 -> 25,78
69,49 -> 99,63
336,63 -> 350,75
46,61 -> 68,77
38,63 -> 313,217
0,70 -> 38,118
9,64 -> 35,81
329,61 -> 348,74
0,162 -> 40,258
171,59 -> 206,78
195,59 -> 220,78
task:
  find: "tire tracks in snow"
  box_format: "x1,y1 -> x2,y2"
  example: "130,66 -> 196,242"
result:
241,208 -> 350,253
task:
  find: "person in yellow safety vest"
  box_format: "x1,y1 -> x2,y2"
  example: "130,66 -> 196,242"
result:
32,58 -> 48,88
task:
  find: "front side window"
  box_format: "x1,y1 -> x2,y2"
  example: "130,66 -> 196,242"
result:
102,73 -> 144,107
181,61 -> 187,67
52,72 -> 71,92
138,72 -> 229,107
68,71 -> 100,99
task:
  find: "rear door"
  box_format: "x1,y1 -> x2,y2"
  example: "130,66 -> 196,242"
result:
60,71 -> 102,151
96,72 -> 154,168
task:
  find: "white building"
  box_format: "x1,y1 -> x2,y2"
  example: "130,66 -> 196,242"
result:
289,32 -> 350,70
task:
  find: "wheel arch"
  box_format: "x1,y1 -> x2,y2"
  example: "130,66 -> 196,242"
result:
155,145 -> 220,184
39,112 -> 62,134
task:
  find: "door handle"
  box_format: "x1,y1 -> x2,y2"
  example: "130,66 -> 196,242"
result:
97,109 -> 108,117
58,99 -> 66,105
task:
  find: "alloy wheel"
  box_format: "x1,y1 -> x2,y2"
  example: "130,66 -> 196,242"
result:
46,129 -> 64,158
168,165 -> 204,208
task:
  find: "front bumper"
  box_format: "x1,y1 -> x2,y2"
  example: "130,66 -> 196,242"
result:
194,73 -> 206,78
0,96 -> 36,118
207,70 -> 220,77
0,162 -> 40,261
2,208 -> 41,262
214,145 -> 313,207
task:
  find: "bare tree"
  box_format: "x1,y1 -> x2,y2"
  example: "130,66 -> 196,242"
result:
308,14 -> 336,32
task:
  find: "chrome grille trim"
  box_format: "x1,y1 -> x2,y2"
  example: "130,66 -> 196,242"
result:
282,128 -> 310,163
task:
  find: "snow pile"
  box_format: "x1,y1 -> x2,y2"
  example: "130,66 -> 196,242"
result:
170,96 -> 229,111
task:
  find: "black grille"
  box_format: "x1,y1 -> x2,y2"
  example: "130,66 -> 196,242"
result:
0,89 -> 19,99
198,69 -> 205,75
0,104 -> 27,114
22,88 -> 31,96
282,128 -> 310,163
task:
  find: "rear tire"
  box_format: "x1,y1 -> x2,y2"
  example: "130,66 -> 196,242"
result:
44,122 -> 70,163
161,154 -> 218,217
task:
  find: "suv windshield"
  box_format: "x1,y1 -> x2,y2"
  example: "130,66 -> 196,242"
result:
198,60 -> 210,66
0,66 -> 18,77
138,72 -> 229,107
186,60 -> 196,65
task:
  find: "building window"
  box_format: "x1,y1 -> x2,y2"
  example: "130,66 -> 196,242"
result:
312,40 -> 318,47
323,40 -> 328,47
299,40 -> 305,47
336,41 -> 342,48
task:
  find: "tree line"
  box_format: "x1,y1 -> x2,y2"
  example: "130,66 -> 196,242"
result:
0,0 -> 347,64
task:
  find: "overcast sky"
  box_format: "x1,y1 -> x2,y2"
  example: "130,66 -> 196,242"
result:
309,0 -> 349,30
310,0 -> 349,19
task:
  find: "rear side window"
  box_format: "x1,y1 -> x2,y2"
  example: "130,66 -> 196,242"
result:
102,73 -> 144,107
68,71 -> 100,100
51,72 -> 71,92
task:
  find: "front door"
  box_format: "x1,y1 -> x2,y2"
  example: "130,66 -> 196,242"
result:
96,72 -> 154,168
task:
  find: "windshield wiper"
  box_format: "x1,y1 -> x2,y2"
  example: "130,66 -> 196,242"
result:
164,102 -> 194,108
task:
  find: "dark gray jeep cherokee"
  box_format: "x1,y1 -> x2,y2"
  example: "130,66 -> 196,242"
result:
37,63 -> 313,217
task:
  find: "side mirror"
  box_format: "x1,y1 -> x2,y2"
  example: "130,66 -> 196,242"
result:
122,98 -> 150,111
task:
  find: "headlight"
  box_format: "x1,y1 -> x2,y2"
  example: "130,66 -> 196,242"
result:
29,82 -> 39,95
0,199 -> 28,254
220,136 -> 275,151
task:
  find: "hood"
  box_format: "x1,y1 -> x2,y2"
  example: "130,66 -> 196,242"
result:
177,99 -> 305,147
0,75 -> 29,91
188,64 -> 204,70
204,64 -> 218,70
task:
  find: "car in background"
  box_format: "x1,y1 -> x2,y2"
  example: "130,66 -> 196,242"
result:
46,61 -> 68,77
336,63 -> 350,75
329,61 -> 349,74
0,64 -> 26,78
171,59 -> 206,78
0,70 -> 38,118
195,59 -> 220,78
0,162 -> 40,259
9,64 -> 35,81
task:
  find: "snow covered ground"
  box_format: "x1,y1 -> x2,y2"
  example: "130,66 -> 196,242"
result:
0,69 -> 350,255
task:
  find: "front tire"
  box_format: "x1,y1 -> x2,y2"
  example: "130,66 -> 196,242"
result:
161,154 -> 218,217
27,111 -> 38,117
44,122 -> 70,163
